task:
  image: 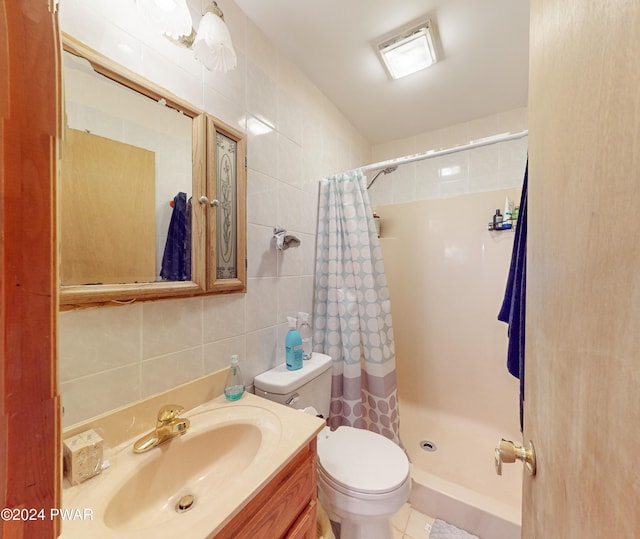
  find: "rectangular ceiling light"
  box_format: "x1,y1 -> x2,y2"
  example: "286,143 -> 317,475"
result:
378,21 -> 438,80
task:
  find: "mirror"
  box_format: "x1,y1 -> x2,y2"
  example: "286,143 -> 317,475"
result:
61,50 -> 193,286
60,36 -> 246,306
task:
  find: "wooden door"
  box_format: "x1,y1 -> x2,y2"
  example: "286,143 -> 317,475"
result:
0,1 -> 60,538
525,0 -> 640,536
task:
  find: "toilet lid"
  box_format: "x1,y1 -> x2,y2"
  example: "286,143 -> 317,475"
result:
317,426 -> 409,495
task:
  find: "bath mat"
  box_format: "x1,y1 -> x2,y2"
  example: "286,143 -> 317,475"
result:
427,518 -> 479,538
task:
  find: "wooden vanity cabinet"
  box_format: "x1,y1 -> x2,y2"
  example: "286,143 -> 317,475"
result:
215,438 -> 318,539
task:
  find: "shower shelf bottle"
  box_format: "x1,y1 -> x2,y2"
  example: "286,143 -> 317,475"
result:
224,355 -> 245,401
285,316 -> 303,371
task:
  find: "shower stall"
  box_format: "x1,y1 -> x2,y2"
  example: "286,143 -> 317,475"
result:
367,130 -> 528,539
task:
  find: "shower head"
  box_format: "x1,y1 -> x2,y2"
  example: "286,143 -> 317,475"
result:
366,165 -> 398,190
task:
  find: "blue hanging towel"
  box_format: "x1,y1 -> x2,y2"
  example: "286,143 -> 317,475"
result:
160,192 -> 192,281
498,160 -> 528,429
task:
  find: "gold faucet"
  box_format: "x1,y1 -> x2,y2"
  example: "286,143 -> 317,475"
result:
133,404 -> 191,454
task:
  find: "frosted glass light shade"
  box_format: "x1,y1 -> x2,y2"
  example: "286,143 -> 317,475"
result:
193,11 -> 237,72
136,0 -> 192,39
378,23 -> 438,80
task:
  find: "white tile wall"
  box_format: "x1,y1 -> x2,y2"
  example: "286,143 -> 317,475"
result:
61,365 -> 141,426
247,169 -> 279,227
203,295 -> 245,343
247,62 -> 278,129
247,224 -> 278,278
141,297 -> 203,359
58,0 -> 370,427
59,304 -> 142,382
141,347 -> 204,397
244,326 -> 279,382
277,134 -> 304,188
368,107 -> 528,208
245,277 -> 278,332
278,90 -> 304,146
203,335 -> 245,375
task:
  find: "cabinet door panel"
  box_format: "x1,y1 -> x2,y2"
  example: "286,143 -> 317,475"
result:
206,117 -> 247,294
285,500 -> 317,539
217,442 -> 316,539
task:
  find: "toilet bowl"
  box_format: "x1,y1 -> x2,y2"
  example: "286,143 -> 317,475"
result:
253,353 -> 410,539
316,425 -> 410,539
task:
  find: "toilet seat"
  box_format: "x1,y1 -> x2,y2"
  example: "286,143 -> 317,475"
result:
317,465 -> 410,503
317,426 -> 409,496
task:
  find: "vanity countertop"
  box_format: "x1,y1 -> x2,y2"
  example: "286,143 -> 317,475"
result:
60,393 -> 325,538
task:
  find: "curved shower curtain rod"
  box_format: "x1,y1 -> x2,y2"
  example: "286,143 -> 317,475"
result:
362,130 -> 529,189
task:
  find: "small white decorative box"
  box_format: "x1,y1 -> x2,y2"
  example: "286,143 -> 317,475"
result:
63,429 -> 104,485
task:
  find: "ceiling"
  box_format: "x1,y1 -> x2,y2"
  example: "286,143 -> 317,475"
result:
234,0 -> 530,145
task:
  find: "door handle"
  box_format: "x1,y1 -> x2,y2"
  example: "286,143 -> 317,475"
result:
495,438 -> 536,476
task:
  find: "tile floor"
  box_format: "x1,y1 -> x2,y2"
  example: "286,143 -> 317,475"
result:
391,503 -> 435,539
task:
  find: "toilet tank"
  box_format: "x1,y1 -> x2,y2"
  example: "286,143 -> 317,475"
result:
253,353 -> 332,419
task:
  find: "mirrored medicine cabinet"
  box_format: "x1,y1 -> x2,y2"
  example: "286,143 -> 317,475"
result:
59,35 -> 246,307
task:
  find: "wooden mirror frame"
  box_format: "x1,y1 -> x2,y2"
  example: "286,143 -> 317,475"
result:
59,35 -> 246,307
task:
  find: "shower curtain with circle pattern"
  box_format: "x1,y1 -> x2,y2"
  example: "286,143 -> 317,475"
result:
313,169 -> 401,445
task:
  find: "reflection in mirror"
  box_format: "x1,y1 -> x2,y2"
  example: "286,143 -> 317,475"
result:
61,51 -> 193,285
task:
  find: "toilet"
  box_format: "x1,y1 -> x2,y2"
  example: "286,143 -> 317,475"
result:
254,353 -> 410,539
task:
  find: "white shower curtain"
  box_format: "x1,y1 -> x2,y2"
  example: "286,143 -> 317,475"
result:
313,170 -> 401,444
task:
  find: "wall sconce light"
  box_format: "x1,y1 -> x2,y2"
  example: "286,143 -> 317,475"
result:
136,0 -> 237,73
192,2 -> 237,72
136,0 -> 193,39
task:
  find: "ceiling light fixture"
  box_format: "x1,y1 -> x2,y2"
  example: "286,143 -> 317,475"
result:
377,20 -> 438,80
136,0 -> 237,73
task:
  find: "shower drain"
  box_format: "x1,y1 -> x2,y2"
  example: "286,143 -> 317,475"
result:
420,440 -> 437,452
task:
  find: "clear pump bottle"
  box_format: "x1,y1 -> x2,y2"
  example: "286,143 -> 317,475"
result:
297,312 -> 312,360
224,354 -> 245,401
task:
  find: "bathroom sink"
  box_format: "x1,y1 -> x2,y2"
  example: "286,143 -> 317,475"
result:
103,421 -> 263,531
60,398 -> 292,538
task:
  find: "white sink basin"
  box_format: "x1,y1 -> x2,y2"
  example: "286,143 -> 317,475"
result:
104,421 -> 264,531
60,398 -> 295,538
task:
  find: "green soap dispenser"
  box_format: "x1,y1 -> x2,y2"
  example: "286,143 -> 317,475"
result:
224,355 -> 245,401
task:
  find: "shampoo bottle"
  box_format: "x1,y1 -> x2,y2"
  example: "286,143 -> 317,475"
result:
224,355 -> 245,401
297,312 -> 312,360
285,316 -> 303,371
502,196 -> 513,229
493,209 -> 503,229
